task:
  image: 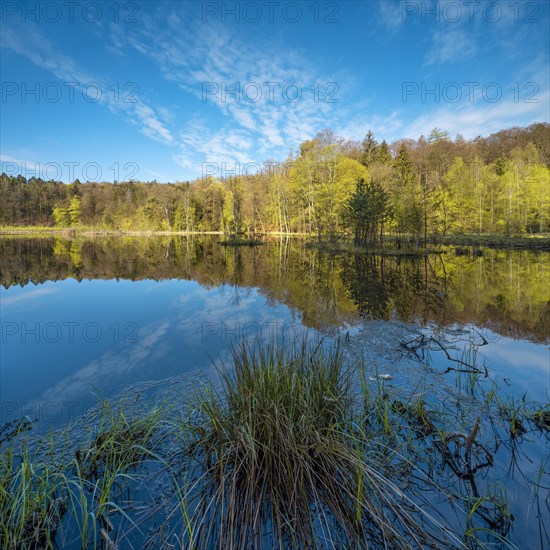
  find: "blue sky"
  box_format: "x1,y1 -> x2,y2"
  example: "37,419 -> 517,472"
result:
1,0 -> 549,182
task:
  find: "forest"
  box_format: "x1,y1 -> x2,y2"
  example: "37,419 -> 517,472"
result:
1,123 -> 549,238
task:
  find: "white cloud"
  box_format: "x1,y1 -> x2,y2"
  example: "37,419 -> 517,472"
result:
4,3 -> 545,180
111,7 -> 351,166
400,89 -> 550,139
425,29 -> 477,65
2,23 -> 174,146
378,0 -> 405,30
174,121 -> 258,175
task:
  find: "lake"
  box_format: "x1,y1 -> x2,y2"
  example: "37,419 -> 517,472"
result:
0,235 -> 549,548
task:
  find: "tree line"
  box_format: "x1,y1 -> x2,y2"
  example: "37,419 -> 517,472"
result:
1,123 -> 548,238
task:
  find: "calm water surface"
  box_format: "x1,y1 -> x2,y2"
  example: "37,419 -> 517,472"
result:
1,235 -> 549,548
1,235 -> 548,424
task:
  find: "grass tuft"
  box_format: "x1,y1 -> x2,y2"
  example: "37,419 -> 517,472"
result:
181,338 -> 464,548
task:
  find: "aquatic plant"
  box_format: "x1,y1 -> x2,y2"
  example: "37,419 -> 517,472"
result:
179,338 -> 465,549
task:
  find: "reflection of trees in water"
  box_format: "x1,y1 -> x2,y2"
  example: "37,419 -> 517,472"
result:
0,237 -> 548,342
341,255 -> 397,319
225,247 -> 245,307
340,254 -> 448,323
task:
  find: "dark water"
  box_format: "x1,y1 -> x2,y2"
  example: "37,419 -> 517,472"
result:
0,235 -> 549,548
1,235 -> 548,424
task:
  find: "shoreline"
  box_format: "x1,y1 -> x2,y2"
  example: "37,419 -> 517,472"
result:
0,228 -> 549,249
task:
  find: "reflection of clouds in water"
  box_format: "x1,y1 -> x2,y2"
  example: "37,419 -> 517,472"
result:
1,287 -> 57,308
482,335 -> 549,372
38,321 -> 170,405
171,283 -> 252,312
171,285 -> 305,370
171,287 -> 206,309
484,339 -> 550,398
29,285 -> 300,415
373,324 -> 550,402
16,277 -> 320,419
141,284 -> 163,293
173,286 -> 299,342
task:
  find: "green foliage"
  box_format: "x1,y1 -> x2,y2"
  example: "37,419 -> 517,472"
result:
1,124 -> 549,236
377,140 -> 392,165
361,130 -> 378,167
52,197 -> 80,228
52,205 -> 70,227
346,178 -> 392,246
68,196 -> 81,226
